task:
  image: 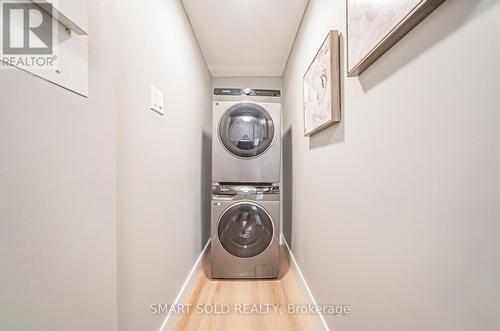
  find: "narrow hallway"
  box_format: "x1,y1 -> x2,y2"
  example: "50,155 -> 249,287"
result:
1,0 -> 499,331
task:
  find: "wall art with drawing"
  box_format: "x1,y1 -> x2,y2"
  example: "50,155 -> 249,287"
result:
347,0 -> 445,76
303,30 -> 341,136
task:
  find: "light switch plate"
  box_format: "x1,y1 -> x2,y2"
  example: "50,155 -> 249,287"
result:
150,85 -> 164,115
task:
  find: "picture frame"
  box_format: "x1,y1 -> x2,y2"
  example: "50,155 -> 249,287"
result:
347,0 -> 445,77
303,30 -> 341,137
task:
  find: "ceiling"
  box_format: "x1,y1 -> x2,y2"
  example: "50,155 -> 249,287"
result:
182,0 -> 308,77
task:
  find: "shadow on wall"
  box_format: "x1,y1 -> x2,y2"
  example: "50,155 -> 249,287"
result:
200,130 -> 212,248
309,32 -> 346,149
282,127 -> 293,247
359,0 -> 499,91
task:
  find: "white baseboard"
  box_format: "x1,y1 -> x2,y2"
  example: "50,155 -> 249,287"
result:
158,239 -> 211,331
282,235 -> 330,331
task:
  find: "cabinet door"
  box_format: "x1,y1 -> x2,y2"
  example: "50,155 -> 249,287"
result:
34,0 -> 88,34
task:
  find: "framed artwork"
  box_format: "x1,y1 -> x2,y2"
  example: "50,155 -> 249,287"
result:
347,0 -> 445,76
303,30 -> 341,136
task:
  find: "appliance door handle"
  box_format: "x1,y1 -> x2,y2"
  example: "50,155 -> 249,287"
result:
212,194 -> 238,201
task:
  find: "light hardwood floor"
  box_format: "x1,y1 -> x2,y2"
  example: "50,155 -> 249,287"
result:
173,246 -> 317,331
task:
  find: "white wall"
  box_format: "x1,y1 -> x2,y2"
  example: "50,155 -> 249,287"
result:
0,1 -> 117,330
115,1 -> 212,331
283,0 -> 500,330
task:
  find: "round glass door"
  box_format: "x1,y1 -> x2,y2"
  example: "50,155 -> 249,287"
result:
218,103 -> 275,158
218,203 -> 274,258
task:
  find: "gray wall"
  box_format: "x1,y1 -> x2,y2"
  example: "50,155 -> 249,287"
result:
115,1 -> 212,331
0,0 -> 212,330
282,0 -> 500,330
0,1 -> 117,330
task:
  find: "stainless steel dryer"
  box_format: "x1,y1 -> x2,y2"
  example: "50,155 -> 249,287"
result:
211,184 -> 280,279
212,88 -> 281,184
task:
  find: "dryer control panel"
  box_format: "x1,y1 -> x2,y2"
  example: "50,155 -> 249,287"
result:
214,88 -> 281,97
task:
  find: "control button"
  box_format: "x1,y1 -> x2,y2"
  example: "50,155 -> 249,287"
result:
243,88 -> 252,95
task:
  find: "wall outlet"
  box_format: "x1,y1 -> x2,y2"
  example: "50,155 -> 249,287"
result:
150,85 -> 164,115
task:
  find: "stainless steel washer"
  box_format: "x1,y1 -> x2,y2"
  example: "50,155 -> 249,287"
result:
211,184 -> 280,279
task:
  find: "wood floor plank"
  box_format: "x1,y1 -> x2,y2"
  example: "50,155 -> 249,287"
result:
173,246 -> 317,331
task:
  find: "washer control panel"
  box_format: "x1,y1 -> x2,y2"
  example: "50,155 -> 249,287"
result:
214,88 -> 281,97
212,184 -> 280,195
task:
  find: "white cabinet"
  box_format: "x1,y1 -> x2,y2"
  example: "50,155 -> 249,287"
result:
11,0 -> 90,96
2,0 -> 88,95
33,0 -> 88,34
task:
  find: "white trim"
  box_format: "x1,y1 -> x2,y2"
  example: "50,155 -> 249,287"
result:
158,239 -> 211,331
282,235 -> 330,331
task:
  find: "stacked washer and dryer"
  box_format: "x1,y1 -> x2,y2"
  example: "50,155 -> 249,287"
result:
211,87 -> 281,279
